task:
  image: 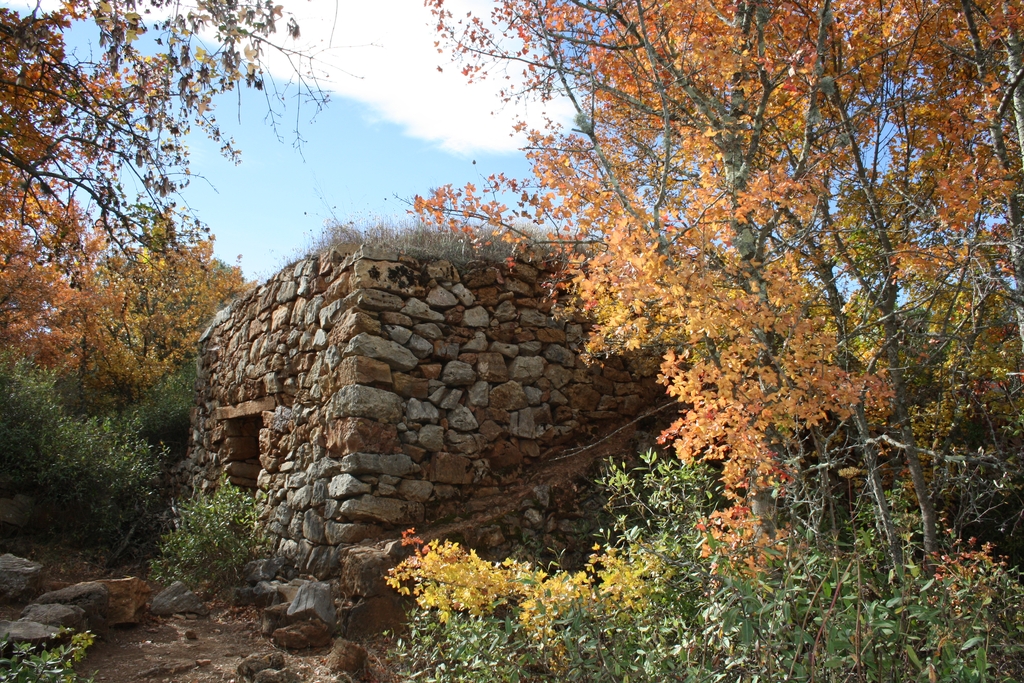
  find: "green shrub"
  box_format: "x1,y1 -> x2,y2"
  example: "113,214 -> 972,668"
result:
394,452 -> 1024,682
0,632 -> 93,683
125,361 -> 196,462
150,480 -> 266,595
0,356 -> 162,554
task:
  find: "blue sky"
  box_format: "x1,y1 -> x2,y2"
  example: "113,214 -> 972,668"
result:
4,0 -> 569,280
182,84 -> 533,280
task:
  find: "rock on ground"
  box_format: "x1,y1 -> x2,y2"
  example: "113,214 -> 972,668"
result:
237,652 -> 286,681
327,639 -> 367,673
98,577 -> 150,625
150,581 -> 209,616
0,554 -> 42,603
0,620 -> 60,648
271,620 -> 333,650
20,603 -> 86,631
32,581 -> 109,633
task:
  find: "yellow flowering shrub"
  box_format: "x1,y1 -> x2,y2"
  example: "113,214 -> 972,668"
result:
387,537 -> 661,648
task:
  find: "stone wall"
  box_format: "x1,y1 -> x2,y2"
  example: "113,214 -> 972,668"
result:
181,245 -> 662,578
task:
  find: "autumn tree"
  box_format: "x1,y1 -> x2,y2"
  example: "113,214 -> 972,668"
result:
0,0 -> 316,371
74,237 -> 247,408
419,0 -> 1024,564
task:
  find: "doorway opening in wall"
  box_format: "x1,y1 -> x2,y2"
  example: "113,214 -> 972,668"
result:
220,415 -> 262,488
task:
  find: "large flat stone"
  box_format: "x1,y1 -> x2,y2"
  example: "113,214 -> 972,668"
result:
33,581 -> 109,632
20,603 -> 86,631
343,333 -> 419,372
0,620 -> 59,648
339,496 -> 424,526
339,453 -> 419,477
328,385 -> 405,424
214,397 -> 276,420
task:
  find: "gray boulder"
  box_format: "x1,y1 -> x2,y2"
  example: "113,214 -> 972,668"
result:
150,581 -> 208,616
32,581 -> 109,633
0,554 -> 42,603
285,581 -> 335,626
20,603 -> 86,631
0,620 -> 59,648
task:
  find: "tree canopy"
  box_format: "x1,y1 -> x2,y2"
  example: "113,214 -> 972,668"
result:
418,0 -> 1024,564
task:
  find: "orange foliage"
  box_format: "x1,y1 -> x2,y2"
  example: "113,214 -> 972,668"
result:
418,0 -> 1024,558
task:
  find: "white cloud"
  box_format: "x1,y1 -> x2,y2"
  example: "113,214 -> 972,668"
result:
265,0 -> 572,154
0,0 -> 569,153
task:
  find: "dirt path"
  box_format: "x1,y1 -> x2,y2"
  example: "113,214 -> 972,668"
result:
80,606 -> 399,683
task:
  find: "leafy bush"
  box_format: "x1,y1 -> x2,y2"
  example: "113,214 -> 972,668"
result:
0,632 -> 94,683
125,361 -> 196,462
0,356 -> 163,553
391,452 -> 1024,682
150,480 -> 266,595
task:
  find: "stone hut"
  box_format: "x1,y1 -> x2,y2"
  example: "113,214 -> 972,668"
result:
180,244 -> 663,579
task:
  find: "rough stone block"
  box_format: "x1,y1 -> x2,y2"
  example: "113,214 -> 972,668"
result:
335,355 -> 393,387
325,418 -> 398,455
286,581 -> 335,626
429,452 -> 473,485
150,581 -> 208,616
476,353 -> 509,382
329,474 -> 372,499
328,385 -> 405,424
351,259 -> 419,295
392,373 -> 429,399
341,288 -> 405,312
338,496 -> 424,525
327,310 -> 381,345
344,333 -> 418,372
441,360 -> 477,386
489,381 -> 528,411
339,453 -> 419,477
98,577 -> 150,625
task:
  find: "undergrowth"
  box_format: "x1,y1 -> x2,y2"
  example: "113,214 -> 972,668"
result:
390,452 -> 1024,682
150,480 -> 267,596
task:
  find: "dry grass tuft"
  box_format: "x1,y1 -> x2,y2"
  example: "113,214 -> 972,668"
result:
288,216 -> 559,268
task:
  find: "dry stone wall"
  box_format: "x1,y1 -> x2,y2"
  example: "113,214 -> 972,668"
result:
182,245 -> 661,578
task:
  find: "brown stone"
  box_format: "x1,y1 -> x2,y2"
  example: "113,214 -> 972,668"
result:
327,639 -> 368,673
326,418 -> 398,455
479,420 -> 504,441
475,286 -> 500,306
429,452 -> 473,485
345,594 -> 407,639
489,381 -> 528,411
335,355 -> 393,387
463,267 -> 498,288
536,328 -> 566,344
420,363 -> 442,379
222,437 -> 258,462
226,460 -> 261,480
214,397 -> 275,420
476,353 -> 509,382
603,366 -> 632,382
380,311 -> 414,326
488,442 -> 522,470
565,384 -> 602,411
393,373 -> 429,398
271,621 -> 333,650
327,310 -> 381,345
